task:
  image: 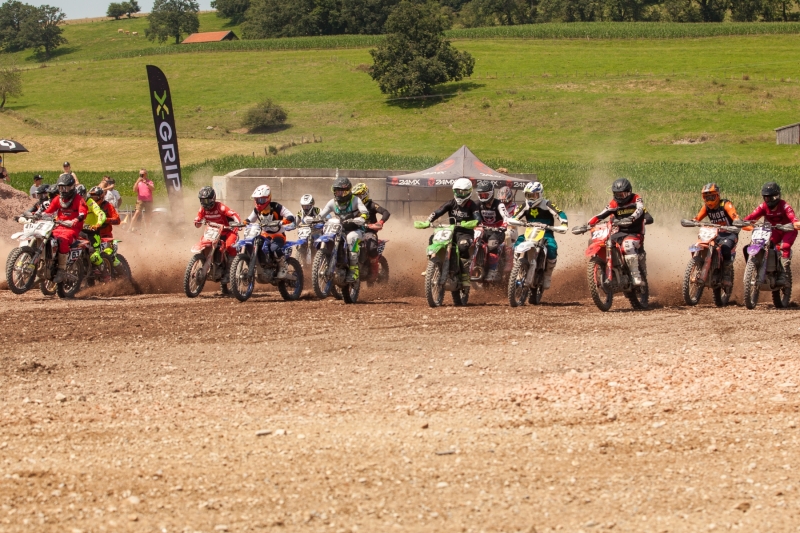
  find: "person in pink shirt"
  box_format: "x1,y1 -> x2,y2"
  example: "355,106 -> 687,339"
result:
130,168 -> 154,231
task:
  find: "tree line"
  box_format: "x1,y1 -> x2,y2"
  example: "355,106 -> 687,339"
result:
0,1 -> 66,58
212,0 -> 800,39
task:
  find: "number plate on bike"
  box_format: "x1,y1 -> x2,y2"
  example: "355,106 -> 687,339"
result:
433,229 -> 452,242
204,226 -> 221,241
592,227 -> 609,240
752,228 -> 771,241
698,227 -> 717,241
243,225 -> 261,239
298,227 -> 311,239
524,228 -> 545,241
323,221 -> 341,234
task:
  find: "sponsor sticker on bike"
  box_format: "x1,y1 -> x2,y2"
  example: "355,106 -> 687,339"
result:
698,226 -> 718,241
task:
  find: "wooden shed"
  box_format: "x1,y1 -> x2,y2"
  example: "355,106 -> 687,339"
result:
181,31 -> 238,44
775,122 -> 800,145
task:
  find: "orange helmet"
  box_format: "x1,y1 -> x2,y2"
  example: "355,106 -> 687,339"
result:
701,183 -> 721,209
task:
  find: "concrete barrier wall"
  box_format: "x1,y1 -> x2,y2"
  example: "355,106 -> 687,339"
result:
213,168 -> 537,219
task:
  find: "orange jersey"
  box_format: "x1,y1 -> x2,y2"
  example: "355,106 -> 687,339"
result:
695,200 -> 739,226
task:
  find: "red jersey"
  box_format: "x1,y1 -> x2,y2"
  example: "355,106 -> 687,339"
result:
194,201 -> 241,228
97,200 -> 120,238
744,200 -> 799,226
44,194 -> 88,231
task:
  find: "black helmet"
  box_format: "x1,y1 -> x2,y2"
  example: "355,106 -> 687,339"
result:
332,176 -> 353,207
198,186 -> 216,209
35,184 -> 50,200
761,182 -> 781,208
612,178 -> 633,204
47,184 -> 58,199
56,173 -> 77,203
476,181 -> 494,204
89,186 -> 105,202
76,184 -> 87,199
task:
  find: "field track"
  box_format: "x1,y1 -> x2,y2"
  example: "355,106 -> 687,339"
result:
2,277 -> 800,531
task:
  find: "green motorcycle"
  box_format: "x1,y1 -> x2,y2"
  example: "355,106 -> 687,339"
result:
414,218 -> 479,308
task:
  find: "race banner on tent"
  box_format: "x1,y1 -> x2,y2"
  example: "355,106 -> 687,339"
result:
146,65 -> 184,217
387,146 -> 530,189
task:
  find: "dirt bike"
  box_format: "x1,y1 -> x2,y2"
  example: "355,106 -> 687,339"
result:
572,218 -> 649,311
311,217 -> 362,304
506,220 -> 567,307
184,222 -> 236,298
360,225 -> 390,286
414,218 -> 479,308
6,215 -> 83,298
296,222 -> 324,267
734,220 -> 795,309
227,220 -> 304,303
680,219 -> 740,307
469,225 -> 508,284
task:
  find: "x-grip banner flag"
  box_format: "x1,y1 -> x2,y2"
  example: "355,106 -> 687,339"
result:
146,65 -> 184,220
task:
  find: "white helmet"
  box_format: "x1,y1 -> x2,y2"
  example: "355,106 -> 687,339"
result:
524,181 -> 543,208
300,194 -> 315,215
452,178 -> 473,206
252,185 -> 271,208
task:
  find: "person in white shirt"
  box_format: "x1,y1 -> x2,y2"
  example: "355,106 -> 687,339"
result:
103,177 -> 121,208
29,174 -> 43,198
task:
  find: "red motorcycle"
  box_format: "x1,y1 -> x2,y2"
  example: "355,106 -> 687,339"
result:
572,218 -> 649,311
184,222 -> 236,298
469,225 -> 508,284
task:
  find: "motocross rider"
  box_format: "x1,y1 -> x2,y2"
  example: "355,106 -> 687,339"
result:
318,177 -> 369,282
194,187 -> 242,283
87,186 -> 121,273
297,194 -> 320,222
474,181 -> 508,282
43,173 -> 88,283
77,184 -> 109,278
496,185 -> 518,244
425,178 -> 480,287
511,181 -> 569,290
21,184 -> 52,217
586,178 -> 648,286
743,182 -> 800,286
692,183 -> 740,286
248,185 -> 296,278
352,183 -> 391,282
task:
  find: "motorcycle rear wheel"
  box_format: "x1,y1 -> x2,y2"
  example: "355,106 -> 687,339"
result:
40,278 -> 56,296
743,258 -> 760,310
682,257 -> 704,306
452,286 -> 469,306
529,283 -> 544,305
311,250 -> 332,299
5,246 -> 37,294
377,256 -> 390,284
625,284 -> 649,310
773,265 -> 792,308
230,254 -> 255,302
342,278 -> 360,304
184,253 -> 206,298
57,259 -> 83,299
278,257 -> 304,301
424,260 -> 445,308
507,261 -> 529,308
587,257 -> 613,312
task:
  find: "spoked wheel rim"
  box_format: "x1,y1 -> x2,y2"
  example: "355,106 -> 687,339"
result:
508,261 -> 528,307
234,260 -> 254,298
588,258 -> 613,311
683,259 -> 704,306
278,258 -> 304,300
425,261 -> 444,308
188,258 -> 205,294
11,251 -> 36,289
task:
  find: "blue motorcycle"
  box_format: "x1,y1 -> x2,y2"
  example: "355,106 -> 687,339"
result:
228,220 -> 304,303
311,217 -> 360,304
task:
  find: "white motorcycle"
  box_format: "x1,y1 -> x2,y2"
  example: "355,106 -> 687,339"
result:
506,220 -> 567,307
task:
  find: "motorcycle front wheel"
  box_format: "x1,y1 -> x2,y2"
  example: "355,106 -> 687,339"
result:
507,260 -> 529,308
311,250 -> 333,299
682,257 -> 704,306
743,258 -> 760,310
587,257 -> 613,312
184,253 -> 207,298
529,283 -> 544,305
278,257 -> 304,301
713,263 -> 733,308
40,278 -> 57,296
57,259 -> 83,299
229,254 -> 255,302
5,246 -> 37,294
424,260 -> 445,308
773,263 -> 792,309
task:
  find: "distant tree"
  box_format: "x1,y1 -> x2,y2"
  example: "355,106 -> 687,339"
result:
122,0 -> 141,17
0,62 -> 22,109
241,99 -> 287,132
369,0 -> 474,98
107,2 -> 126,19
211,0 -> 250,24
0,0 -> 37,52
338,0 -> 401,34
730,0 -> 761,19
242,0 -> 315,39
145,0 -> 200,44
19,4 -> 66,59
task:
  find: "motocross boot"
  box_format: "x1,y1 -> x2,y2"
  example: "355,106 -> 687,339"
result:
52,253 -> 69,284
722,260 -> 734,287
346,252 -> 359,282
275,256 -> 288,279
485,267 -> 500,282
366,256 -> 380,282
625,255 -> 645,286
459,259 -> 471,287
542,258 -> 557,290
777,257 -> 791,286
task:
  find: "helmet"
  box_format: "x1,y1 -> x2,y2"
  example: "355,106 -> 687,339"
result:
452,178 -> 473,206
611,178 -> 633,204
198,186 -> 216,209
523,181 -> 544,208
353,182 -> 370,203
56,173 -> 77,203
762,182 -> 781,208
496,186 -> 513,205
89,186 -> 105,202
251,185 -> 271,209
35,184 -> 50,200
76,184 -> 87,200
332,176 -> 353,207
476,181 -> 494,204
701,182 -> 721,210
300,194 -> 315,216
47,184 -> 58,199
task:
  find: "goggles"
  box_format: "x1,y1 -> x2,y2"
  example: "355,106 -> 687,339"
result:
477,191 -> 493,201
454,188 -> 471,199
200,198 -> 215,208
764,194 -> 780,204
255,197 -> 269,205
613,191 -> 630,201
333,189 -> 350,198
525,191 -> 541,201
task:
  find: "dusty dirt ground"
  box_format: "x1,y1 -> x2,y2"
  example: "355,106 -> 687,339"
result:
3,223 -> 800,533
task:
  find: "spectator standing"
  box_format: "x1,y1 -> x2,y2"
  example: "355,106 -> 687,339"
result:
131,168 -> 154,231
30,174 -> 43,198
62,161 -> 78,184
104,178 -> 121,209
0,156 -> 8,183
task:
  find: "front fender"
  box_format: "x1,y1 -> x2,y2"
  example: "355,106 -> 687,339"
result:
747,243 -> 765,257
427,241 -> 448,257
585,242 -> 605,258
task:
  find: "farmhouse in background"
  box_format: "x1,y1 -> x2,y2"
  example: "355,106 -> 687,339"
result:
775,122 -> 800,144
181,31 -> 239,44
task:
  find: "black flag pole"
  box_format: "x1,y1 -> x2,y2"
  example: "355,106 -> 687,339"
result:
146,65 -> 185,224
